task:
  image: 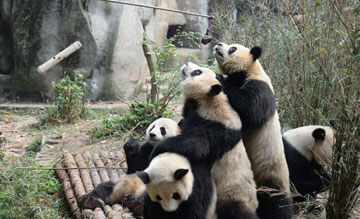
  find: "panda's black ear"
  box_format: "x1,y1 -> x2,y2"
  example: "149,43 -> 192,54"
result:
156,115 -> 162,119
174,169 -> 189,180
209,84 -> 222,97
250,46 -> 262,61
312,128 -> 326,142
137,171 -> 150,184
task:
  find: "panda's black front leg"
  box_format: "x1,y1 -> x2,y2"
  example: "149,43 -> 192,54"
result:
124,139 -> 140,174
224,80 -> 276,130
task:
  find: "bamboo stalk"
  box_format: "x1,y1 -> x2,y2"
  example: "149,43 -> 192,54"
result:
74,153 -> 94,193
101,151 -> 120,182
83,151 -> 102,186
93,153 -> 110,182
63,152 -> 86,197
115,151 -> 127,178
55,162 -> 82,219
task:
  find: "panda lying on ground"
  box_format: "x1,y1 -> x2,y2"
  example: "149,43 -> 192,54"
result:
283,125 -> 334,205
78,118 -> 180,212
214,43 -> 293,219
150,63 -> 258,219
138,62 -> 247,218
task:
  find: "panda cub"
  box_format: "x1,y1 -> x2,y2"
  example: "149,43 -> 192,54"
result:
152,63 -> 258,219
78,118 -> 179,211
137,152 -> 217,219
140,63 -> 246,219
214,43 -> 293,218
124,117 -> 180,174
283,125 -> 334,203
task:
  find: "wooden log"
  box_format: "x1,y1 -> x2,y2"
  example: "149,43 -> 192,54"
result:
63,151 -> 86,197
55,162 -> 82,219
83,151 -> 102,186
115,151 -> 127,179
74,153 -> 94,193
101,151 -> 119,182
93,153 -> 110,182
93,207 -> 107,219
104,205 -> 122,219
113,204 -> 136,219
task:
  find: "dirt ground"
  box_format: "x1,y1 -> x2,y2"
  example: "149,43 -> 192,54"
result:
0,102 -> 134,166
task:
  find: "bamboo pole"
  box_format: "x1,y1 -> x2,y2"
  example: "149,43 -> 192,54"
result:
93,153 -> 110,182
101,151 -> 119,182
83,151 -> 102,186
37,41 -> 82,74
74,153 -> 94,193
63,152 -> 86,197
55,162 -> 82,219
98,0 -> 212,18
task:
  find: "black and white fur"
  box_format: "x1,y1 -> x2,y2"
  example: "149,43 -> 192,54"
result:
152,63 -> 258,219
138,152 -> 217,219
78,118 -> 179,211
214,43 -> 293,218
124,118 -> 180,174
283,125 -> 334,204
141,65 -> 244,218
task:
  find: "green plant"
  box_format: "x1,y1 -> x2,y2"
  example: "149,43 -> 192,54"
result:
41,71 -> 88,123
25,137 -> 43,153
91,101 -> 171,141
0,156 -> 69,218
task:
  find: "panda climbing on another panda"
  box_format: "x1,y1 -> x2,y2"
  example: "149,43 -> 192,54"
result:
124,117 -> 180,174
151,63 -> 258,219
283,125 -> 334,204
78,118 -> 180,212
214,43 -> 294,219
139,62 -> 250,219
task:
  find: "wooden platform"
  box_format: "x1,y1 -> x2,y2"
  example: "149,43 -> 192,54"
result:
55,150 -> 136,219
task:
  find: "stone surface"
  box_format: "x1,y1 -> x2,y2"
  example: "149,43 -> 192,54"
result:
0,0 -> 211,101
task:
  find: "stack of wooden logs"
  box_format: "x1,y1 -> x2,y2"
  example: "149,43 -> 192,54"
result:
55,151 -> 137,219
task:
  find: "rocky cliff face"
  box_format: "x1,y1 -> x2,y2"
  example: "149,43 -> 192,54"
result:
0,0 -> 209,101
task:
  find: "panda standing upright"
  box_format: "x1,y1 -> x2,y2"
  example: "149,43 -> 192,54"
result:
214,43 -> 294,218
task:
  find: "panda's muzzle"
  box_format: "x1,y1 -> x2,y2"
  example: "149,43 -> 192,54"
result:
215,47 -> 224,58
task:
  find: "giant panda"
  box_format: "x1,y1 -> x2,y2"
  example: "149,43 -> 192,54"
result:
214,43 -> 293,218
152,62 -> 258,219
137,152 -> 217,219
283,125 -> 334,204
78,118 -> 180,212
124,117 -> 180,174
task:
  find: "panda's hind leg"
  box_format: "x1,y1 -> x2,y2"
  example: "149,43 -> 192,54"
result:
78,181 -> 115,209
124,139 -> 140,174
216,200 -> 259,219
256,179 -> 294,219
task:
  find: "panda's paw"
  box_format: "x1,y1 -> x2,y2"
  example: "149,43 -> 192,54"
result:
124,139 -> 140,156
78,194 -> 105,209
123,195 -> 144,216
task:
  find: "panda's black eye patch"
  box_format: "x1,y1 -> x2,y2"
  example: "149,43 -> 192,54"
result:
160,127 -> 167,136
156,194 -> 162,201
191,70 -> 202,76
229,47 -> 237,55
172,192 -> 181,200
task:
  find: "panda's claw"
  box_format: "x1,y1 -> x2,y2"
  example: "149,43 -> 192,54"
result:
124,139 -> 140,155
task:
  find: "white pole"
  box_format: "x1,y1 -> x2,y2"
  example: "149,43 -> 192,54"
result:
37,41 -> 83,74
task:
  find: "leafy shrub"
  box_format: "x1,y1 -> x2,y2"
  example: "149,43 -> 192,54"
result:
40,71 -> 88,124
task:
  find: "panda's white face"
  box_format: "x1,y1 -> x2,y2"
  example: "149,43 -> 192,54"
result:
137,153 -> 194,212
180,62 -> 221,100
146,118 -> 180,145
213,43 -> 259,74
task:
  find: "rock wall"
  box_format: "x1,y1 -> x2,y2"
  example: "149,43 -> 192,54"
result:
0,0 -> 210,101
